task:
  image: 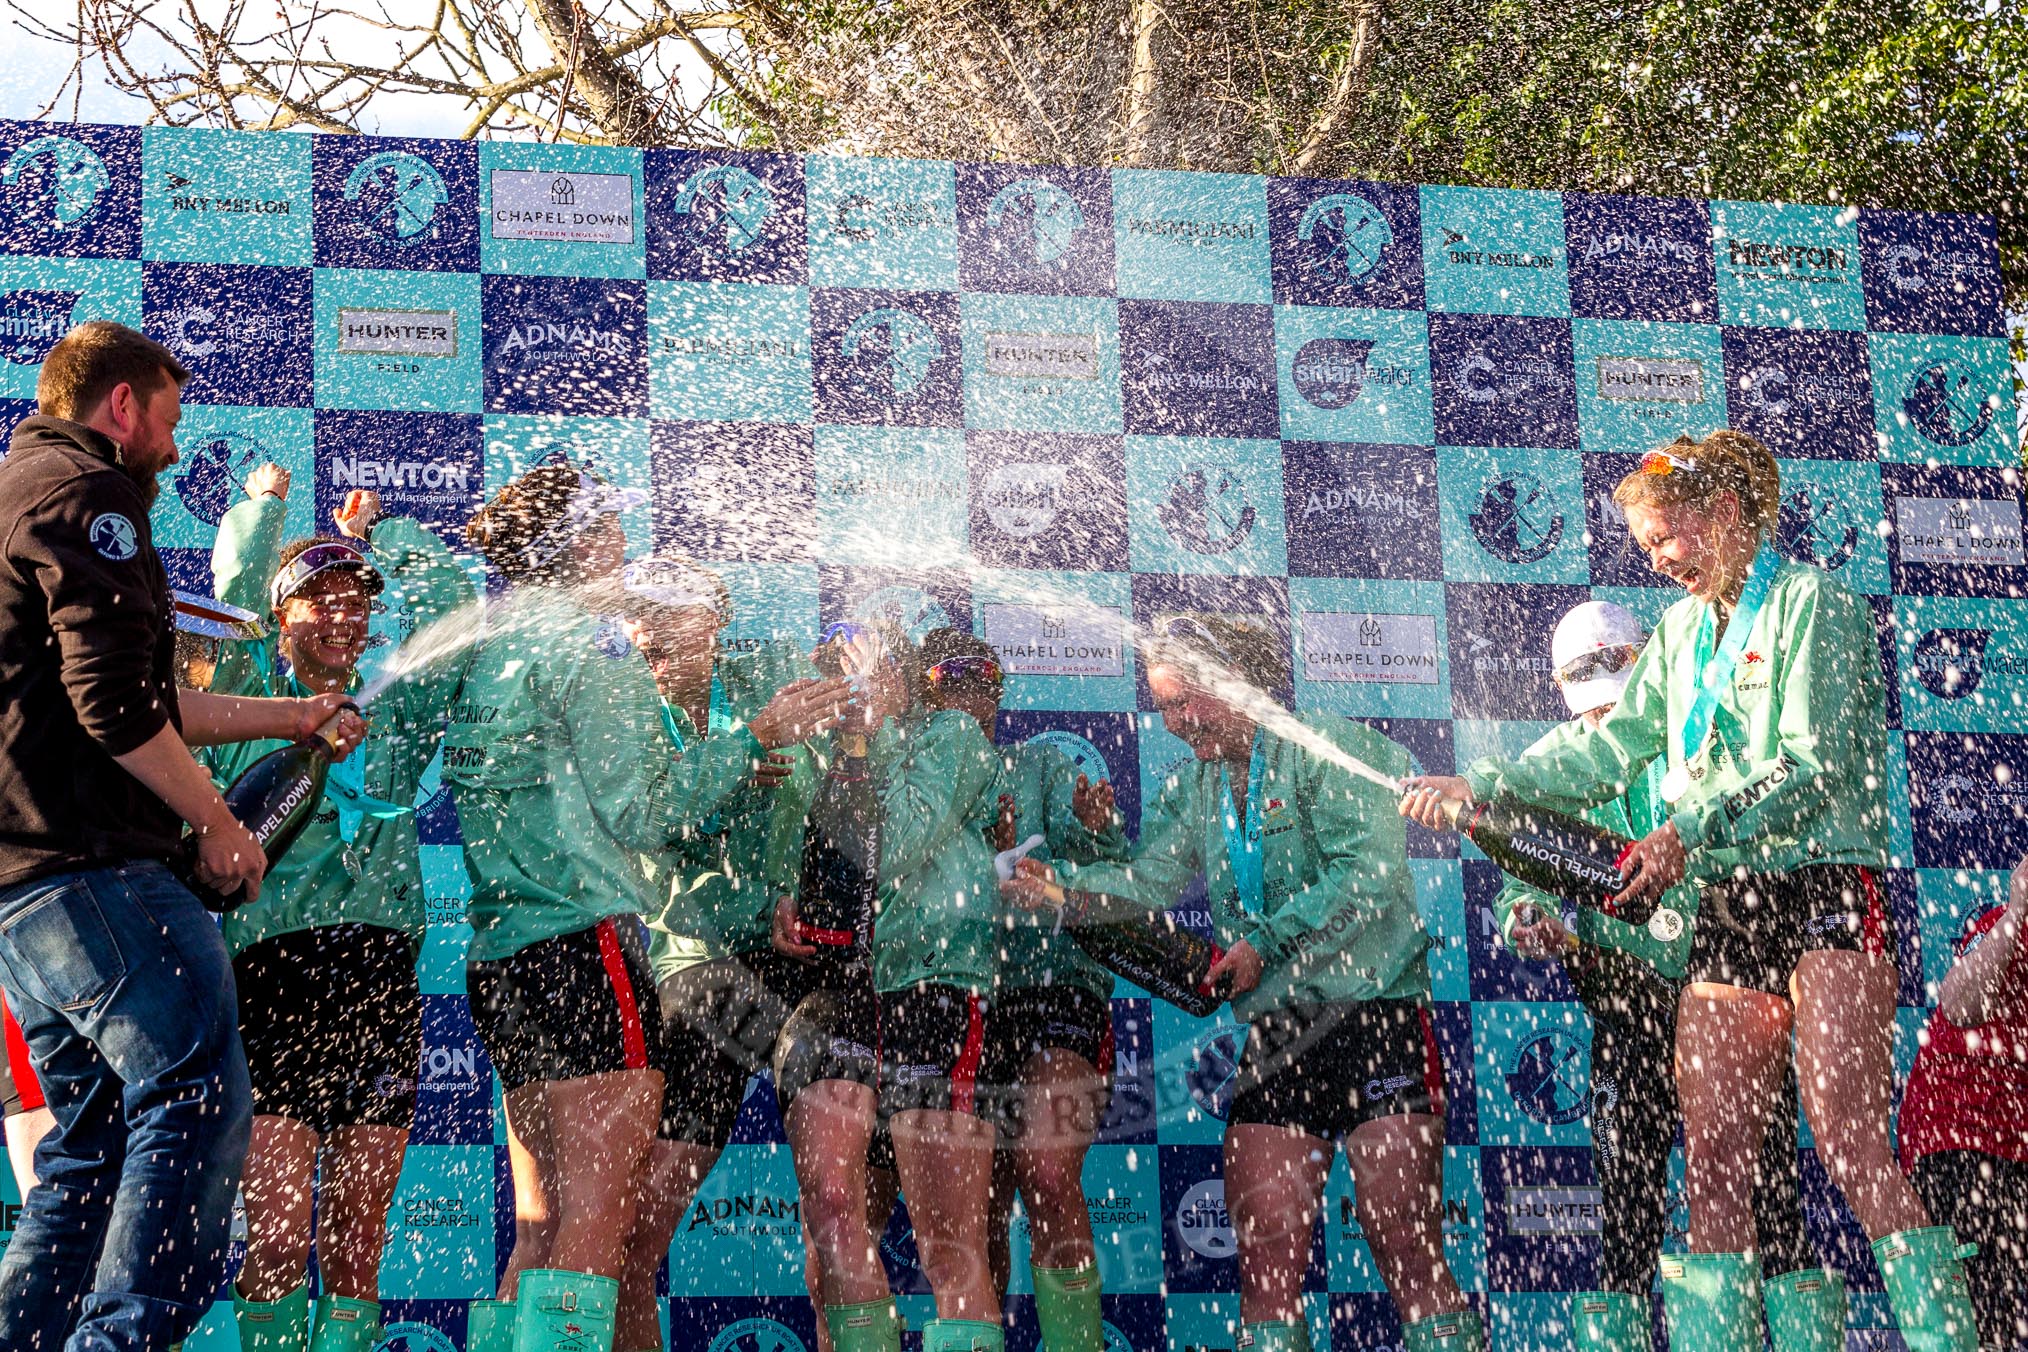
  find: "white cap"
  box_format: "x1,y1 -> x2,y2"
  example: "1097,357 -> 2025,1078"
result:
1551,601 -> 1647,717
623,554 -> 727,617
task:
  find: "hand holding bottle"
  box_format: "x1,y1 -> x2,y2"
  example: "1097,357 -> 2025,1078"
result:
189,804 -> 266,904
1397,774 -> 1473,830
1000,855 -> 1064,911
290,692 -> 368,758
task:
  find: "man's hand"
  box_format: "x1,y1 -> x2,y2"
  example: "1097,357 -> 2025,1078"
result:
1205,938 -> 1264,996
294,693 -> 368,757
1398,774 -> 1473,830
192,809 -> 266,904
1615,822 -> 1687,907
335,489 -> 380,540
1072,775 -> 1117,835
748,678 -> 854,750
999,856 -> 1063,912
772,894 -> 817,961
245,463 -> 290,502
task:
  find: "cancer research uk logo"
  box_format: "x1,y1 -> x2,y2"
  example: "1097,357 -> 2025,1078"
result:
343,152 -> 449,244
1158,462 -> 1257,555
371,1323 -> 458,1352
673,164 -> 773,256
1470,473 -> 1565,565
1299,192 -> 1393,284
1503,1028 -> 1590,1127
2,135 -> 109,232
0,288 -> 81,364
1903,357 -> 2000,448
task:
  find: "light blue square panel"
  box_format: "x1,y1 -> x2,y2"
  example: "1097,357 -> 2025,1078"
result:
806,155 -> 959,291
649,280 -> 811,423
482,413 -> 655,556
1571,317 -> 1728,457
0,256 -> 141,398
313,267 -> 482,412
814,423 -> 969,567
1124,435 -> 1287,577
1420,185 -> 1570,317
1112,169 -> 1270,302
1710,199 -> 1866,330
142,126 -> 312,266
961,291 -> 1121,433
480,141 -> 645,278
1274,305 -> 1433,444
1868,331 -> 2018,467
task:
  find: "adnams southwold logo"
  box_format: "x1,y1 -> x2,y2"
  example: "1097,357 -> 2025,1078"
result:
683,1190 -> 801,1238
673,163 -> 773,256
1470,473 -> 1565,565
0,288 -> 81,364
2,135 -> 109,230
982,461 -> 1068,537
1577,229 -> 1700,267
1297,192 -> 1392,283
343,151 -> 449,244
841,307 -> 943,399
1158,462 -> 1256,555
1903,358 -> 2000,447
490,168 -> 634,244
1503,1028 -> 1590,1126
986,178 -> 1084,266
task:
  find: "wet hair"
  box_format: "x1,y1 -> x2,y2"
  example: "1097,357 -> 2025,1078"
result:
37,320 -> 189,422
465,464 -> 585,586
1613,430 -> 1782,540
920,627 -> 999,668
1145,612 -> 1289,696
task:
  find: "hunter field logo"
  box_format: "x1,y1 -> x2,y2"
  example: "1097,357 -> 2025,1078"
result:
1503,1187 -> 1605,1236
1914,628 -> 1989,699
708,1319 -> 808,1352
1470,472 -> 1565,564
1297,192 -> 1392,282
1158,462 -> 1257,554
1903,357 -> 1999,447
673,163 -> 772,255
982,461 -> 1068,537
1775,485 -> 1859,573
173,429 -> 276,527
342,151 -> 448,243
986,177 -> 1084,266
842,307 -> 942,398
88,512 -> 137,561
1175,1178 -> 1237,1259
1291,337 -> 1374,409
983,330 -> 1099,381
1595,354 -> 1704,404
2,135 -> 109,231
1299,611 -> 1441,685
337,307 -> 457,358
1503,1028 -> 1590,1126
490,168 -> 634,244
0,288 -> 81,364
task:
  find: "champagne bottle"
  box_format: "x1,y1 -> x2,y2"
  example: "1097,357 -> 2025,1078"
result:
795,733 -> 880,961
1442,794 -> 1654,925
175,707 -> 352,914
1020,876 -> 1226,1018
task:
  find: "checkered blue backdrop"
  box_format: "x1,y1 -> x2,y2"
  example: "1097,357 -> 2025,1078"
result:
0,118 -> 2021,1352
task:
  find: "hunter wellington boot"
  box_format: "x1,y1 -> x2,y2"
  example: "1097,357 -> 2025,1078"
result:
235,1283 -> 311,1352
1660,1252 -> 1762,1352
1236,1323 -> 1310,1352
1401,1308 -> 1486,1352
824,1299 -> 902,1352
308,1296 -> 381,1352
1032,1262 -> 1104,1352
918,1319 -> 1004,1352
1874,1227 -> 1980,1352
512,1269 -> 619,1352
467,1300 -> 517,1352
1570,1290 -> 1651,1351
1764,1267 -> 1847,1352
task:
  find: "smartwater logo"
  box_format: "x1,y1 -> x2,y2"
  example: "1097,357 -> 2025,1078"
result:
1175,1179 -> 1236,1258
0,288 -> 81,364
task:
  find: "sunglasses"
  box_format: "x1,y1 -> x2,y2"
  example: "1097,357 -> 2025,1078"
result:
924,656 -> 1003,689
1554,646 -> 1636,686
270,542 -> 382,610
1638,450 -> 1699,477
819,621 -> 869,645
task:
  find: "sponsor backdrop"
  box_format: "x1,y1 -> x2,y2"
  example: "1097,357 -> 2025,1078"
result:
0,120 -> 2022,1352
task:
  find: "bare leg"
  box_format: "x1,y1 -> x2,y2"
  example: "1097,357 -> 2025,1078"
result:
500,1082 -> 557,1297
238,1115 -> 320,1301
542,1069 -> 663,1278
316,1123 -> 410,1299
1009,1049 -> 1102,1272
3,1106 -> 53,1198
788,1080 -> 887,1307
1347,1114 -> 1464,1327
986,1147 -> 1017,1296
615,1139 -> 721,1352
1675,981 -> 1793,1252
1224,1123 -> 1330,1326
892,1106 -> 999,1321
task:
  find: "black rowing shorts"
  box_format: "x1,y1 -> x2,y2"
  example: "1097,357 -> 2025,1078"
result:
467,916 -> 662,1094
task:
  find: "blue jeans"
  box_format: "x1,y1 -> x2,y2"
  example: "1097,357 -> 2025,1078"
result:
0,861 -> 252,1352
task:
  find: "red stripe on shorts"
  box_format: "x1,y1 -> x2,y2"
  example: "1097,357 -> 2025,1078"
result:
594,919 -> 650,1072
1418,1007 -> 1446,1119
3,997 -> 43,1113
951,994 -> 986,1116
1858,867 -> 1888,960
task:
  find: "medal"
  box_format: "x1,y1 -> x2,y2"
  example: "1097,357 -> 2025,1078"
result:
342,844 -> 364,880
1647,906 -> 1685,943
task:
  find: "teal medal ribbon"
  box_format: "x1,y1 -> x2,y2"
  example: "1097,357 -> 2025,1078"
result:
1663,542 -> 1783,803
1220,729 -> 1268,916
281,667 -> 406,877
659,671 -> 732,836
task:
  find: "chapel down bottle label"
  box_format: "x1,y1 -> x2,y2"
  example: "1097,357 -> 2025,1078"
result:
1026,879 -> 1227,1018
175,705 -> 352,913
1445,794 -> 1657,926
794,733 -> 880,962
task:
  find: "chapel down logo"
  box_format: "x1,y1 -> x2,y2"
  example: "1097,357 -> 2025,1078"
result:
985,177 -> 1084,266
841,306 -> 943,399
1504,1027 -> 1591,1126
1158,462 -> 1257,555
490,167 -> 635,244
1,135 -> 110,231
0,288 -> 82,365
673,163 -> 773,255
1775,485 -> 1860,574
1903,357 -> 1999,447
1469,472 -> 1565,565
1297,192 -> 1393,283
342,151 -> 450,244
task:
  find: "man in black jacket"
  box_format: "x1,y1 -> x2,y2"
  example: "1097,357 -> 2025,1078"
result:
0,321 -> 363,1352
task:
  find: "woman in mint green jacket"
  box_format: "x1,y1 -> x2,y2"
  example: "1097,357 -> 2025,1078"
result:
1006,615 -> 1481,1352
1403,431 -> 1978,1352
206,466 -> 471,1352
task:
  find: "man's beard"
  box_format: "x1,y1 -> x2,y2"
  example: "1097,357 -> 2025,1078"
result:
122,459 -> 160,509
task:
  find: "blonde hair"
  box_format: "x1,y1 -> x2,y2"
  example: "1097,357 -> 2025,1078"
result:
1613,431 -> 1782,539
1146,612 -> 1288,694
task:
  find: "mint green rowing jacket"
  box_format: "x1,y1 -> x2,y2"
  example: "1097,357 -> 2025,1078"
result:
995,738 -> 1132,998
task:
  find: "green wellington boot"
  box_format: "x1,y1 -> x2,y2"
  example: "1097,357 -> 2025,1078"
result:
467,1301 -> 517,1352
512,1270 -> 619,1352
235,1284 -> 311,1352
1764,1268 -> 1847,1352
1660,1252 -> 1762,1352
308,1296 -> 381,1352
1874,1227 -> 1980,1352
1032,1263 -> 1103,1352
824,1299 -> 902,1352
1237,1322 -> 1309,1352
1571,1291 -> 1650,1351
918,1318 -> 1003,1352
1401,1308 -> 1485,1352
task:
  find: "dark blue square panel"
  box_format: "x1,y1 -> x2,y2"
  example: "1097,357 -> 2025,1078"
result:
142,261 -> 312,407
312,135 -> 479,271
1429,999 -> 1478,1146
1905,731 -> 2028,872
1721,326 -> 1874,459
646,148 -> 807,284
1428,312 -> 1578,449
313,409 -> 484,548
1158,1143 -> 1240,1294
810,287 -> 962,427
1096,997 -> 1158,1145
1445,581 -> 1592,721
1281,441 -> 1443,581
996,709 -> 1143,836
1463,858 -> 1578,1004
0,121 -> 141,259
1482,1144 -> 1601,1293
1580,452 -> 1668,589
1881,463 -> 2028,601
956,163 -> 1114,296
651,420 -> 815,563
1562,191 -> 1718,323
1119,300 -> 1278,439
481,274 -> 647,416
966,430 -> 1129,573
1857,209 -> 2005,337
1266,176 -> 1423,310
1352,715 -> 1458,859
